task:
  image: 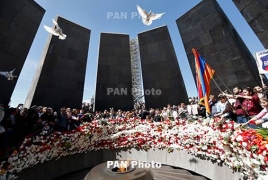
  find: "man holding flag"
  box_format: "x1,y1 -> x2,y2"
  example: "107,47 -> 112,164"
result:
192,48 -> 215,116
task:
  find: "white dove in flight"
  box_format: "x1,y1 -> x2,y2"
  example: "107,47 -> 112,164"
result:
137,5 -> 165,26
44,19 -> 67,40
0,68 -> 17,80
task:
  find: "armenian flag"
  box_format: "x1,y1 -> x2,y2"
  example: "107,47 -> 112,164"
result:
192,48 -> 215,114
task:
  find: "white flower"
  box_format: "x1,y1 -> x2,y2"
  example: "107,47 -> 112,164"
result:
236,135 -> 243,141
242,142 -> 247,148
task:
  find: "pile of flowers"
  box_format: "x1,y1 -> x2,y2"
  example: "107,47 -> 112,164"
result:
1,117 -> 268,179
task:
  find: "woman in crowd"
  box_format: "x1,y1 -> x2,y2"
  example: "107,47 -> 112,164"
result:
161,107 -> 167,119
231,87 -> 262,128
253,86 -> 267,99
246,98 -> 268,128
237,87 -> 262,116
71,109 -> 81,128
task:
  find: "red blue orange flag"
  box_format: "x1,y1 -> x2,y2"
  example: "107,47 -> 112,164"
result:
192,48 -> 215,114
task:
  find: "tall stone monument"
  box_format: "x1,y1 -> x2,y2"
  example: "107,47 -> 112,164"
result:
0,0 -> 45,105
138,25 -> 188,109
24,16 -> 90,109
176,0 -> 262,94
94,33 -> 133,111
232,0 -> 268,49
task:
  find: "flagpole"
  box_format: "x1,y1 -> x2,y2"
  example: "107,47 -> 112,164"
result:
211,77 -> 224,93
214,73 -> 233,94
260,74 -> 265,87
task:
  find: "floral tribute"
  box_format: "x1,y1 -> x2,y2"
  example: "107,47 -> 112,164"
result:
1,117 -> 268,180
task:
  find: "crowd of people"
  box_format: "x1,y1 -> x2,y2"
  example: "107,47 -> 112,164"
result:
1,84 -> 268,156
0,102 -> 95,154
202,85 -> 268,128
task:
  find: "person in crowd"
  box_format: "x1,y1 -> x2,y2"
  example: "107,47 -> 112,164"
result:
197,98 -> 206,117
71,109 -> 81,128
172,106 -> 178,119
41,107 -> 56,131
42,107 -> 47,115
37,106 -> 43,117
0,104 -> 6,151
166,104 -> 173,118
15,109 -> 27,144
33,117 -> 43,135
214,94 -> 234,121
127,111 -> 134,119
67,111 -> 75,131
178,103 -> 187,119
131,109 -> 137,117
110,108 -> 117,119
102,109 -> 110,119
154,109 -> 163,122
224,87 -> 244,123
41,121 -> 52,135
149,108 -> 155,119
245,98 -> 268,128
137,109 -> 142,118
145,115 -> 152,122
253,86 -> 267,99
116,109 -> 124,119
187,99 -> 193,116
26,106 -> 39,134
57,107 -> 68,131
140,106 -> 149,119
193,97 -> 199,104
161,107 -> 167,120
81,112 -> 93,122
208,95 -> 218,117
239,87 -> 262,116
230,87 -> 262,127
94,111 -> 101,119
1,108 -> 17,147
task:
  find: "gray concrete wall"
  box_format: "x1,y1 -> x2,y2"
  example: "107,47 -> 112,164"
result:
176,0 -> 262,95
94,33 -> 133,111
24,16 -> 90,109
0,0 -> 45,105
17,148 -> 242,180
138,26 -> 188,109
233,0 -> 268,49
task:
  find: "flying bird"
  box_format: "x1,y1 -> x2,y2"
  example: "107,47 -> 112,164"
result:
44,19 -> 67,40
137,5 -> 165,26
0,69 -> 17,80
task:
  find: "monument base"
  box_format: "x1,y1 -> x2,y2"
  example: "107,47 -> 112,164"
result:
84,160 -> 153,180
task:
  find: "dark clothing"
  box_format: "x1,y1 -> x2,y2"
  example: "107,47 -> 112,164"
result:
41,113 -> 56,131
57,113 -> 68,131
41,113 -> 55,124
33,123 -> 43,135
15,114 -> 27,143
102,113 -> 110,119
26,109 -> 38,134
198,105 -> 206,117
154,114 -> 162,122
141,110 -> 149,119
209,101 -> 217,116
